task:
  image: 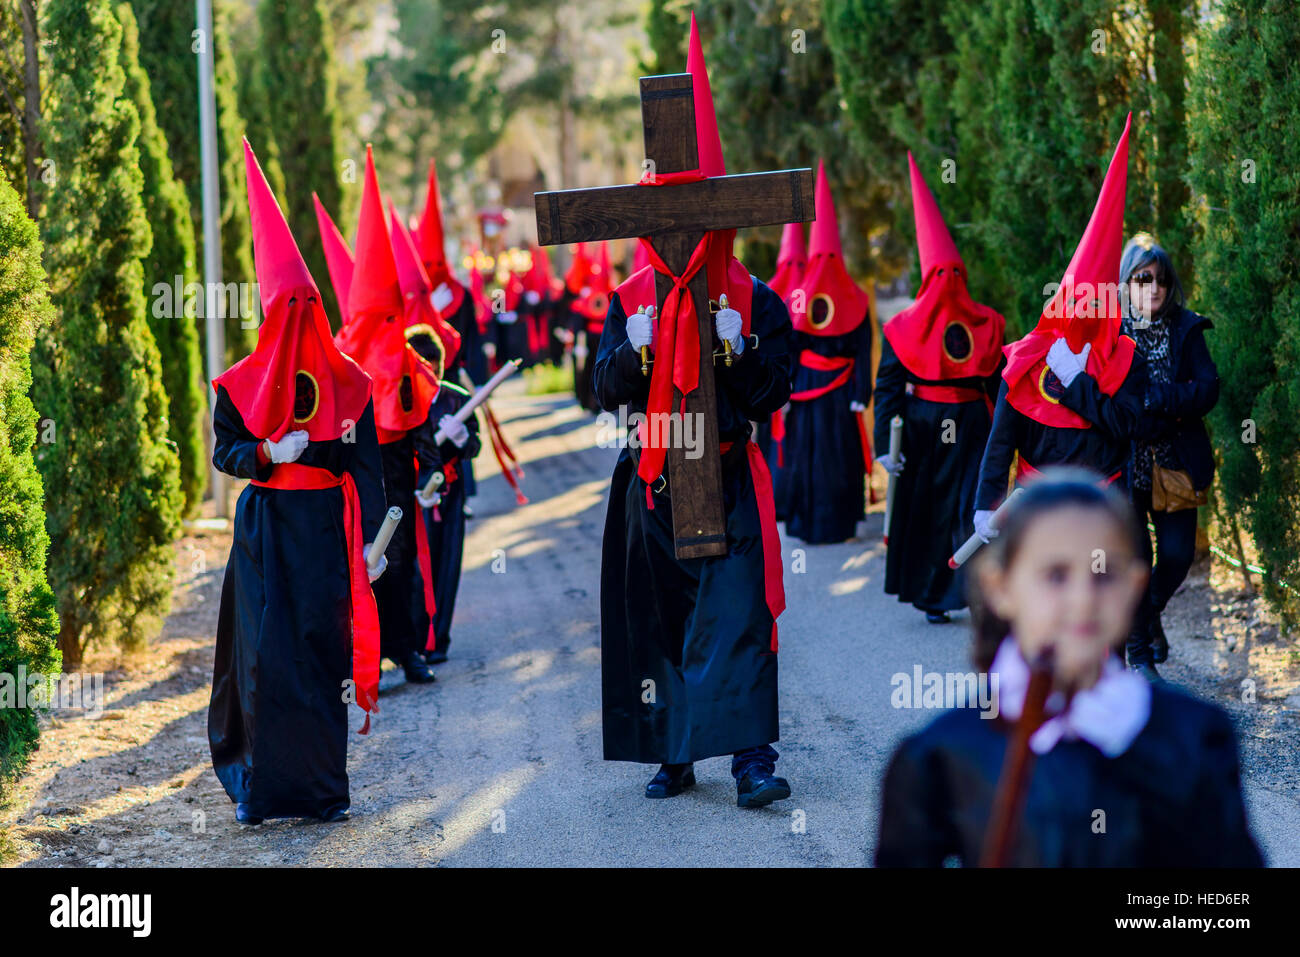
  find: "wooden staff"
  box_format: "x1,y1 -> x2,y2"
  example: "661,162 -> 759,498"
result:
420,358 -> 522,499
979,647 -> 1055,867
949,487 -> 1025,569
366,506 -> 403,575
882,415 -> 903,544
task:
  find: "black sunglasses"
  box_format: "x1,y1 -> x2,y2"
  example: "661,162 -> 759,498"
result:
1130,270 -> 1166,286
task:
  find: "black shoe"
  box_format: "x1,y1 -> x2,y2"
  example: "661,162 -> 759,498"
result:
644,763 -> 696,799
322,807 -> 350,823
1130,662 -> 1164,684
424,649 -> 449,665
403,652 -> 437,684
235,803 -> 262,825
463,504 -> 474,519
736,769 -> 791,808
1151,615 -> 1169,664
925,611 -> 951,624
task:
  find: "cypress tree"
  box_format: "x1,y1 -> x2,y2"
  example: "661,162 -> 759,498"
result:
116,1 -> 208,517
127,0 -> 257,363
257,0 -> 345,326
0,170 -> 60,793
1189,0 -> 1300,624
34,0 -> 183,669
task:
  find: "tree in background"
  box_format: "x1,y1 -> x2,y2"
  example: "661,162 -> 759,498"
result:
128,0 -> 255,363
257,0 -> 346,327
697,0 -> 895,282
34,0 -> 182,669
0,168 -> 60,794
1189,0 -> 1300,625
117,1 -> 207,517
639,0 -> 688,76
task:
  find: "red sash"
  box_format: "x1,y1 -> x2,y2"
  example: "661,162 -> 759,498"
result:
1016,456 -> 1122,486
743,441 -> 786,652
252,462 -> 380,733
778,352 -> 873,474
412,455 -> 438,651
911,382 -> 994,420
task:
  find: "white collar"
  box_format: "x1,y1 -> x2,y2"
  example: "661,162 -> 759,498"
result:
990,637 -> 1151,757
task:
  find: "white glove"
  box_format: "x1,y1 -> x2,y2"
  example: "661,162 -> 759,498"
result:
973,509 -> 998,544
431,282 -> 455,313
875,452 -> 905,476
715,306 -> 744,355
626,304 -> 655,351
1045,338 -> 1091,387
850,400 -> 867,413
439,414 -> 469,448
525,290 -> 541,305
264,429 -> 309,464
497,310 -> 518,325
363,543 -> 387,582
416,487 -> 443,510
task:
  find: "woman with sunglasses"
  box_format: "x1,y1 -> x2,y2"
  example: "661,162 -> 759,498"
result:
1117,234 -> 1219,681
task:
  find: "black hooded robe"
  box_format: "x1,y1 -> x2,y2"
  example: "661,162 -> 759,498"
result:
413,382 -> 483,656
875,681 -> 1263,866
873,337 -> 1002,611
782,318 -> 873,544
594,277 -> 792,765
208,387 -> 386,820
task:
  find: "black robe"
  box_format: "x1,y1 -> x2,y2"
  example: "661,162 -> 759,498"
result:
374,419 -> 440,664
413,382 -> 483,655
975,351 -> 1149,510
593,277 -> 792,764
875,681 -> 1264,866
873,338 -> 1002,611
782,318 -> 873,544
445,293 -> 487,385
208,387 -> 386,820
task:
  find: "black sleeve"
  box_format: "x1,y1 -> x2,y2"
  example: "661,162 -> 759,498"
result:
412,410 -> 444,492
348,400 -> 387,542
974,380 -> 1018,511
983,353 -> 1007,404
872,337 -> 907,454
850,313 -> 873,407
212,386 -> 273,482
1184,710 -> 1265,867
715,279 -> 792,420
1153,325 -> 1220,420
1059,349 -> 1149,442
874,736 -> 956,868
591,291 -> 651,411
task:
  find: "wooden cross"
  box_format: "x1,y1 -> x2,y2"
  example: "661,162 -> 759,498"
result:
534,73 -> 813,560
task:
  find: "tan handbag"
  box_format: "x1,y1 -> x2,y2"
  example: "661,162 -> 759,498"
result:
1150,462 -> 1208,512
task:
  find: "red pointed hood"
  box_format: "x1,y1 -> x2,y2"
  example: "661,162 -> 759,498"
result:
389,201 -> 461,371
214,140 -> 371,443
565,243 -> 593,295
768,223 -> 806,302
333,146 -> 438,438
883,153 -> 1004,380
523,243 -> 557,296
415,158 -> 466,315
686,12 -> 743,302
572,241 -> 618,325
313,192 -> 355,326
791,161 -> 869,336
909,151 -> 963,277
1003,114 -> 1136,428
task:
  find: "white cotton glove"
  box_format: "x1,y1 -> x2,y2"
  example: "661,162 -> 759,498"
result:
625,303 -> 655,351
439,414 -> 470,448
973,509 -> 998,544
875,452 -> 905,476
1046,338 -> 1091,387
415,487 -> 443,510
850,400 -> 867,413
497,310 -> 518,325
525,290 -> 541,305
363,543 -> 387,582
715,306 -> 744,355
431,282 -> 455,313
264,429 -> 309,464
